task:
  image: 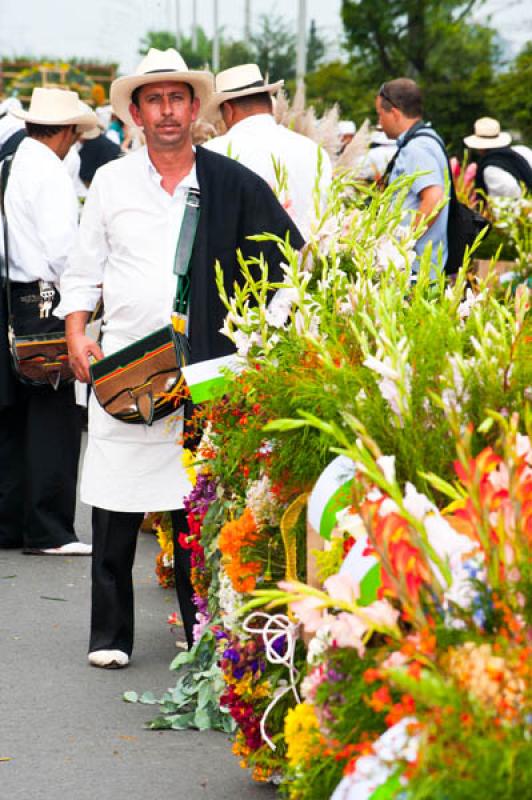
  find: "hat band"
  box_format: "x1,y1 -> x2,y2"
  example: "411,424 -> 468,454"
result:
221,79 -> 265,93
144,68 -> 182,75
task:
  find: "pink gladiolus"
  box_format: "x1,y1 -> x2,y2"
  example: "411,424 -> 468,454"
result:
324,573 -> 360,605
450,157 -> 461,178
464,162 -> 477,185
290,596 -> 328,632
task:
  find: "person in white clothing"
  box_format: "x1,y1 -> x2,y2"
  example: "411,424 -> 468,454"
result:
0,98 -> 24,149
204,63 -> 332,238
56,50 -> 303,669
0,88 -> 97,555
464,117 -> 532,199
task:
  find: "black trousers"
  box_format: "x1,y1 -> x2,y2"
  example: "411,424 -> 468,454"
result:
90,507 -> 196,657
0,382 -> 81,549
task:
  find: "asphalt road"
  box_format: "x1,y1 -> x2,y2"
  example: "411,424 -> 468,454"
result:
0,444 -> 276,800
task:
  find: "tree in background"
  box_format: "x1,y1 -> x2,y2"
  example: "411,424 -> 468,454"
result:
336,0 -> 500,152
488,42 -> 532,142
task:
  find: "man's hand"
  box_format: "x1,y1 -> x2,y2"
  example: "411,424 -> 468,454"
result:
65,311 -> 104,383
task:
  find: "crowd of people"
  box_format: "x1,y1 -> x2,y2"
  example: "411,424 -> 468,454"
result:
1,48 -> 531,671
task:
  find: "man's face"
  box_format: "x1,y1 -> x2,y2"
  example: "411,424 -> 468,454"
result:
129,80 -> 199,149
376,96 -> 400,140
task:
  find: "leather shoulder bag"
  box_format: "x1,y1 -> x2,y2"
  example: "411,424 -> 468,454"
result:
0,155 -> 74,390
90,187 -> 200,426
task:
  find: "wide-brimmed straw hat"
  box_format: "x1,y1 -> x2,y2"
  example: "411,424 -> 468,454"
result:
110,48 -> 213,127
10,88 -> 98,132
207,64 -> 284,115
464,117 -> 512,150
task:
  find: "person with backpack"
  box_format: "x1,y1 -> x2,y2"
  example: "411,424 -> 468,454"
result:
464,117 -> 532,199
376,78 -> 449,277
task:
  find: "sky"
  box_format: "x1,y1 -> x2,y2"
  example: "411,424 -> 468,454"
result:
0,0 -> 530,75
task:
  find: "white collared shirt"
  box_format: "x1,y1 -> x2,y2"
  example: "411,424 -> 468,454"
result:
203,113 -> 332,238
56,146 -> 198,354
0,136 -> 78,284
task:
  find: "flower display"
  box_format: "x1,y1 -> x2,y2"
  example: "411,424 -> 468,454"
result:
146,170 -> 531,797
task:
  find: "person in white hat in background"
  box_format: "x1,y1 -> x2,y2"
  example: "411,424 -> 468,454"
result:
338,119 -> 356,154
204,63 -> 332,239
355,125 -> 397,182
0,87 -> 97,556
464,117 -> 532,199
0,97 -> 25,150
56,49 -> 303,669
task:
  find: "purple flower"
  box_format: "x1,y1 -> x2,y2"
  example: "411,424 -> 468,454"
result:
223,647 -> 240,663
233,667 -> 246,680
271,634 -> 287,657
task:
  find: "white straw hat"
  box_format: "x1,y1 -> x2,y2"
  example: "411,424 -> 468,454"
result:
207,64 -> 283,115
464,117 -> 512,150
110,48 -> 213,128
10,88 -> 98,132
339,120 -> 356,136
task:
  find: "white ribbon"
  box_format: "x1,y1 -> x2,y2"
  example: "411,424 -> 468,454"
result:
242,611 -> 301,751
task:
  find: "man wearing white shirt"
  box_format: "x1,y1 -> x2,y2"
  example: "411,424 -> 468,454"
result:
204,64 -> 332,239
56,49 -> 303,668
0,88 -> 97,555
464,117 -> 532,199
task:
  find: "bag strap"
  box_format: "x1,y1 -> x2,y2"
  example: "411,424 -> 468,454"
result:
173,187 -> 200,318
0,156 -> 14,324
381,120 -> 429,187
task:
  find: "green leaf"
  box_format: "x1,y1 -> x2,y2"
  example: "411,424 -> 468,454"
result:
139,691 -> 158,705
122,691 -> 138,703
194,707 -> 213,731
197,681 -> 213,709
170,712 -> 195,730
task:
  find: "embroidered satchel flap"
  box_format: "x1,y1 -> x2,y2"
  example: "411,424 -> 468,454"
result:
90,325 -> 190,425
12,334 -> 72,390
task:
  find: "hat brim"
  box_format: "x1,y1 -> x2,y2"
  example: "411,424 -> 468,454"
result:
205,80 -> 284,118
10,107 -> 98,132
110,70 -> 214,128
464,132 -> 512,149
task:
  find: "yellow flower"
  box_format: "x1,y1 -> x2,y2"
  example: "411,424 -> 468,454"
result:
284,703 -> 321,768
181,449 -> 198,486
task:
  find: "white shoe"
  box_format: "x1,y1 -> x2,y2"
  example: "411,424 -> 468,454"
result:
40,542 -> 92,556
88,650 -> 129,669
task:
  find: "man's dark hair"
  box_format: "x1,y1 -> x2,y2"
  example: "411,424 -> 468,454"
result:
378,79 -> 424,119
131,82 -> 195,108
224,92 -> 273,114
26,122 -> 75,139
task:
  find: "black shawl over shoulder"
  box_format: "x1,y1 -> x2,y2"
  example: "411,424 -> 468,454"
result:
476,147 -> 532,195
187,146 -> 304,364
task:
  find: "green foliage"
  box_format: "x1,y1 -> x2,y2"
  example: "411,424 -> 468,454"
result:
488,42 -> 532,142
123,630 -> 234,733
338,0 -> 501,153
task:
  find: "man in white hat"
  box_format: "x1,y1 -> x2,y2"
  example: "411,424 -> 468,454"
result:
56,49 -> 303,668
464,117 -> 532,199
204,64 -> 332,239
0,87 -> 97,556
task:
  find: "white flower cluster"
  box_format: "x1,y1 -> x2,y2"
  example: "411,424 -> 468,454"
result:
219,567 -> 241,632
330,717 -> 420,800
245,473 -> 282,529
363,337 -> 412,426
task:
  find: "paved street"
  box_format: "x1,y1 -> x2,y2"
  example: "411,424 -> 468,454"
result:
0,456 -> 275,800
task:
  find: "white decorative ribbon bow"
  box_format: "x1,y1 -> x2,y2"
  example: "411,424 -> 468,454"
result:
242,611 -> 301,751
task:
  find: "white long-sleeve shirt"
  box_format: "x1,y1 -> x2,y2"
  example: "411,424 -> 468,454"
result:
204,113 -> 332,238
55,147 -> 196,512
0,137 -> 78,284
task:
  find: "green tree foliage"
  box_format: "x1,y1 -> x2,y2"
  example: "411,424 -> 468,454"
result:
487,42 -> 532,142
307,19 -> 326,72
339,0 -> 500,153
250,15 -> 297,81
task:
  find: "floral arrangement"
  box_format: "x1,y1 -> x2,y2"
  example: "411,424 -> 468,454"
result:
140,170 -> 531,796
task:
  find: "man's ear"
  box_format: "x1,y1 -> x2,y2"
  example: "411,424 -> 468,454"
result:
190,95 -> 201,123
129,102 -> 143,128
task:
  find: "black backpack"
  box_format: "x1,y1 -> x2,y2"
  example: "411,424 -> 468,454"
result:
383,124 -> 489,275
